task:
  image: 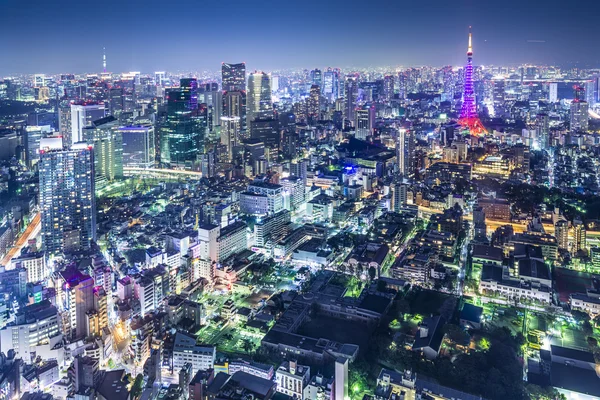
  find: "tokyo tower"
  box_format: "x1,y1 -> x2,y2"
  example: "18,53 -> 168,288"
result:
458,27 -> 486,135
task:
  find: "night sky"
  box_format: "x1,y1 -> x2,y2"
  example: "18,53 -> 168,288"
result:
0,0 -> 598,75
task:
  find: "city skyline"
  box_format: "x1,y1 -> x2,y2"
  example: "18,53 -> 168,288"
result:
1,0 -> 599,75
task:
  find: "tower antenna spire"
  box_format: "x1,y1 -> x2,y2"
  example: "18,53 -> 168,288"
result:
467,26 -> 473,56
103,47 -> 107,73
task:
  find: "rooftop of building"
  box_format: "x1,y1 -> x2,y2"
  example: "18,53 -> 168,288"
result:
518,258 -> 551,281
96,369 -> 129,400
472,244 -> 503,261
412,315 -> 446,354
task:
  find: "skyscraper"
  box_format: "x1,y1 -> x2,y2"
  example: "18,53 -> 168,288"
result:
344,76 -> 358,127
307,85 -> 320,124
390,181 -> 408,212
222,63 -> 247,137
584,80 -> 595,104
161,79 -> 205,169
199,83 -> 222,134
24,125 -> 52,169
570,100 -> 589,132
548,82 -> 558,103
535,114 -> 550,149
383,75 -> 394,101
355,103 -> 375,140
84,116 -> 123,184
70,103 -> 106,146
180,78 -> 199,110
120,124 -> 156,169
310,69 -> 322,87
220,116 -> 240,162
39,139 -> 96,256
323,68 -> 339,100
222,63 -> 246,92
247,72 -> 273,125
397,128 -> 414,177
222,90 -> 247,141
108,88 -> 124,116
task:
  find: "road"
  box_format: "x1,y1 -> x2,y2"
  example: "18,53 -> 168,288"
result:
1,213 -> 41,266
123,167 -> 203,178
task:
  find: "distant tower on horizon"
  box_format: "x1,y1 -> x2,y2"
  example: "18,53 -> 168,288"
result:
102,47 -> 107,73
458,27 -> 486,135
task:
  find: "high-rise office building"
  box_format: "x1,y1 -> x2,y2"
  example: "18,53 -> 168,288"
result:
310,69 -> 322,87
535,114 -> 550,149
220,116 -> 241,162
222,62 -> 246,92
250,117 -> 280,156
323,68 -> 339,100
155,71 -> 167,86
39,139 -> 96,256
24,125 -> 53,169
548,82 -> 558,103
199,83 -> 222,133
383,75 -> 394,101
70,103 -> 106,146
108,88 -> 124,116
570,100 -> 589,132
584,80 -> 595,104
83,116 -> 123,184
120,125 -> 156,168
344,76 -> 358,127
161,80 -> 205,168
247,72 -> 273,126
390,181 -> 407,212
180,78 -> 199,110
222,90 -> 247,139
355,103 -> 375,140
307,85 -> 320,124
397,128 -> 414,177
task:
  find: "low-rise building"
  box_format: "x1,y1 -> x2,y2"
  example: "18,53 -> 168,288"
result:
172,332 -> 216,372
275,360 -> 310,399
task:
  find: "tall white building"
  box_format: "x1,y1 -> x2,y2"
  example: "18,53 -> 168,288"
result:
198,223 -> 220,263
570,100 -> 589,132
220,116 -> 240,162
334,358 -> 348,400
548,82 -> 558,103
70,103 -> 106,146
11,252 -> 48,283
397,128 -> 414,177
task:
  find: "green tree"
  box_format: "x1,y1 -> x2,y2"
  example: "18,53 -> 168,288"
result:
445,323 -> 470,345
131,374 -> 144,399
